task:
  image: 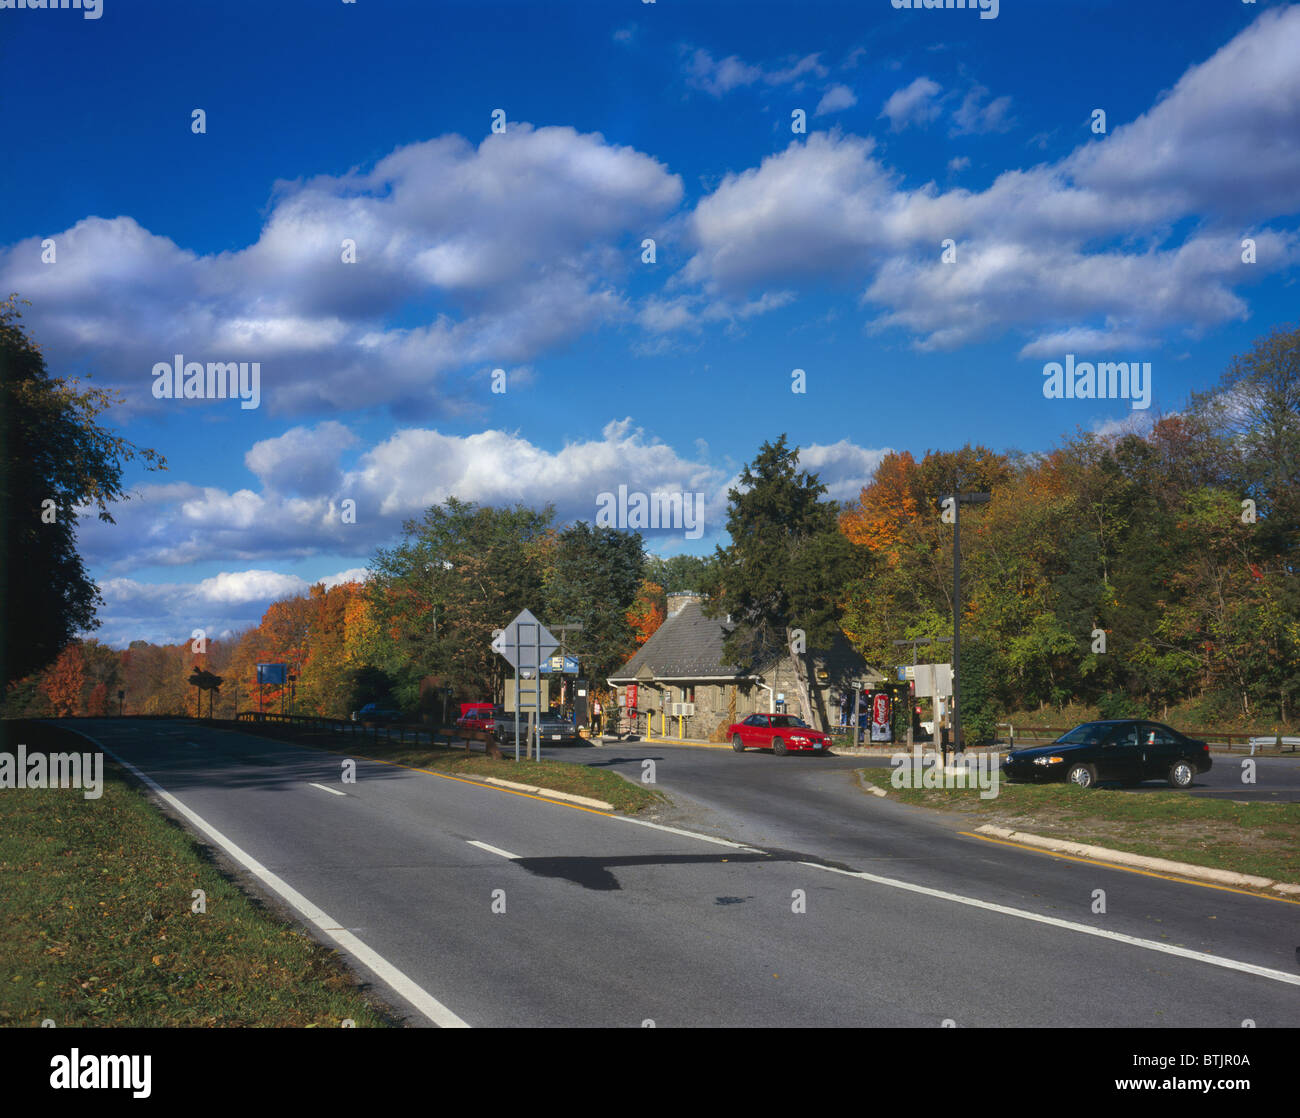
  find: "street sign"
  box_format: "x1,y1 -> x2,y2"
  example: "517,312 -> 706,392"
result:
913,663 -> 953,698
541,654 -> 580,673
491,609 -> 558,671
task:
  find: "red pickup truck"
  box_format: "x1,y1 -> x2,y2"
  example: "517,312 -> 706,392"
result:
455,703 -> 498,732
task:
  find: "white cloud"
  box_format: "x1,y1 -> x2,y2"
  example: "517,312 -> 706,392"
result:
950,84 -> 1014,135
879,77 -> 943,131
683,47 -> 827,97
816,84 -> 858,116
680,9 -> 1300,353
0,125 -> 683,417
245,421 -> 359,496
94,566 -> 368,648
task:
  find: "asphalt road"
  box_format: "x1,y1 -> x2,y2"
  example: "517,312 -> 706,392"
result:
55,719 -> 1300,1028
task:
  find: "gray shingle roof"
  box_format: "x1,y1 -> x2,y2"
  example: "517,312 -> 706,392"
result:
608,599 -> 740,681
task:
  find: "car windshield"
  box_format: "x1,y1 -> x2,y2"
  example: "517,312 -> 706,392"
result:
770,715 -> 808,728
1055,723 -> 1118,745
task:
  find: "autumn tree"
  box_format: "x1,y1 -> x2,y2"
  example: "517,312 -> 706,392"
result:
0,296 -> 164,691
41,642 -> 86,716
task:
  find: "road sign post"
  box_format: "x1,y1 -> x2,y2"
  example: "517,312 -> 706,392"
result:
491,609 -> 559,761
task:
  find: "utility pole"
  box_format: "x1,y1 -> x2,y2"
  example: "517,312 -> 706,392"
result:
941,484 -> 990,763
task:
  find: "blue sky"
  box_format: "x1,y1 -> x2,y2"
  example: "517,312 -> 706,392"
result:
2,0 -> 1297,646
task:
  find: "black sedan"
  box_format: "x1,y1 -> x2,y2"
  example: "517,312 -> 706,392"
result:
1001,720 -> 1212,789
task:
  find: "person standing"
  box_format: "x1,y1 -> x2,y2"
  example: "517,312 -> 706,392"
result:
591,696 -> 603,736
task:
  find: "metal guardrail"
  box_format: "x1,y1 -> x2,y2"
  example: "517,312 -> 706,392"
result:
233,710 -> 438,746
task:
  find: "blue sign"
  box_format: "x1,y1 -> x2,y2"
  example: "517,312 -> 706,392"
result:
540,655 -> 579,673
256,662 -> 288,685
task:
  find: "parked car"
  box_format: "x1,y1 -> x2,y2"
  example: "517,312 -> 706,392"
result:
729,713 -> 832,755
1001,720 -> 1211,789
351,702 -> 405,724
491,711 -> 582,746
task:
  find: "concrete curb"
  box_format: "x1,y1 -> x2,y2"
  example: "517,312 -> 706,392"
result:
974,823 -> 1299,896
856,772 -> 888,797
479,776 -> 613,811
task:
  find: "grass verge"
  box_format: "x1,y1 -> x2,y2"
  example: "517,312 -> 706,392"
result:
859,769 -> 1300,885
0,720 -> 396,1027
223,721 -> 665,816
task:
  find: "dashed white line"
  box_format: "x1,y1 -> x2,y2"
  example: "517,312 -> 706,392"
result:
800,861 -> 1300,988
615,815 -> 764,854
56,726 -> 470,1028
308,782 -> 347,796
466,839 -> 521,861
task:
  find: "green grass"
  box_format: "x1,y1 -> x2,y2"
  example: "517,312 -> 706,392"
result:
223,721 -> 665,815
859,769 -> 1300,885
0,721 -> 396,1027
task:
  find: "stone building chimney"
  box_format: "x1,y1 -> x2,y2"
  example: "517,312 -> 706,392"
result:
666,590 -> 702,617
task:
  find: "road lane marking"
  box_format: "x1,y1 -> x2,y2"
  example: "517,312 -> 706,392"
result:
56,726 -> 470,1028
223,729 -> 769,852
308,782 -> 347,797
961,831 -> 1300,906
466,840 -> 521,860
617,815 -> 765,853
800,860 -> 1300,988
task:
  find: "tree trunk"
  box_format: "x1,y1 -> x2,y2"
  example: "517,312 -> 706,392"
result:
785,628 -> 817,730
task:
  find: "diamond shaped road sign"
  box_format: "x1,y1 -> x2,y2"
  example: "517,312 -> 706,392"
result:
491,609 -> 559,673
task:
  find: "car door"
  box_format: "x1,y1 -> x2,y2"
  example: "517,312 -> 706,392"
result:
1099,722 -> 1143,782
1139,722 -> 1180,779
739,714 -> 761,746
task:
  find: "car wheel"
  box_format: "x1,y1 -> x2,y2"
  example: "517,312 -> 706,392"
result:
1168,760 -> 1194,789
1065,762 -> 1097,789
773,737 -> 787,756
731,734 -> 745,753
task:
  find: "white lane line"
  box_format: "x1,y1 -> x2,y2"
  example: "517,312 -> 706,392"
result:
466,840 -> 521,861
308,782 -> 347,797
616,815 -> 765,854
801,861 -> 1300,989
57,726 -> 470,1028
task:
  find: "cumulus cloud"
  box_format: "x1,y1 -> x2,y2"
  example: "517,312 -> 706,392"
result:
95,567 -> 368,648
245,421 -> 359,496
81,420 -> 890,642
816,84 -> 858,116
680,8 -> 1300,353
0,125 -> 683,417
879,77 -> 943,131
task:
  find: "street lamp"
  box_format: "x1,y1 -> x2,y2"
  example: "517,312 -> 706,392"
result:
940,486 -> 990,762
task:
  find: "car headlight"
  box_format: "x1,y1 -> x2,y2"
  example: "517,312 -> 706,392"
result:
1033,755 -> 1065,765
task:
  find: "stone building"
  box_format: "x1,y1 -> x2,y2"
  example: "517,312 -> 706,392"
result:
607,592 -> 882,738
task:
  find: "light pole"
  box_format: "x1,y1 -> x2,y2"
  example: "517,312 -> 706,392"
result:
941,485 -> 990,762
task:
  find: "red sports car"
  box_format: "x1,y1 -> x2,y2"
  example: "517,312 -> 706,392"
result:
728,713 -> 832,755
